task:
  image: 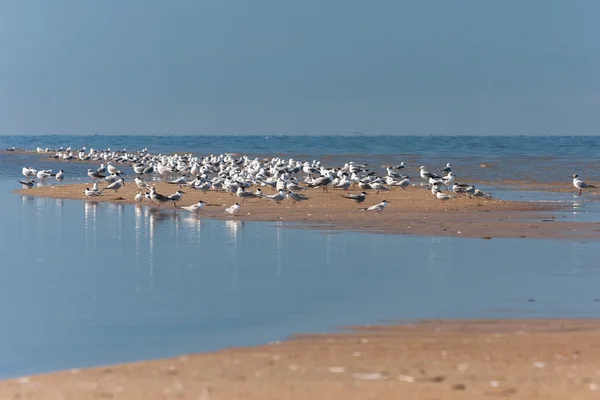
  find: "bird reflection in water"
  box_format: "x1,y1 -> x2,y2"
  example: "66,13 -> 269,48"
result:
84,201 -> 99,262
21,195 -> 34,206
225,220 -> 244,240
146,209 -> 181,290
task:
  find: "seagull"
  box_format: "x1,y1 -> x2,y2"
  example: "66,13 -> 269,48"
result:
149,187 -> 171,208
225,203 -> 241,216
87,169 -> 106,182
132,164 -> 146,175
433,186 -> 453,201
134,192 -> 144,202
236,186 -> 258,202
106,162 -> 122,175
104,178 -> 125,192
17,179 -> 35,189
361,200 -> 389,213
464,185 -> 492,198
36,169 -> 54,180
55,170 -> 64,183
395,177 -> 411,190
370,182 -> 389,194
442,172 -> 455,189
84,187 -> 103,197
440,163 -> 452,174
420,166 -> 441,181
340,191 -> 367,203
264,189 -> 285,204
167,190 -> 185,207
452,183 -> 470,194
287,190 -> 309,204
181,200 -> 205,213
573,174 -> 597,196
134,176 -> 149,189
308,172 -> 333,192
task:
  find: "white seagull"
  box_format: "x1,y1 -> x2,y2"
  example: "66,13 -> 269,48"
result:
181,200 -> 205,213
361,200 -> 389,213
264,189 -> 285,204
84,187 -> 103,197
55,170 -> 64,183
225,203 -> 241,216
104,178 -> 125,192
572,174 -> 597,196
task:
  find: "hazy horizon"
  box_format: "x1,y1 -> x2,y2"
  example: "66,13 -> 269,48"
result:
1,1 -> 598,136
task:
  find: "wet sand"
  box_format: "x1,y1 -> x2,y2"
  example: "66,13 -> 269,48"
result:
2,319 -> 600,399
15,181 -> 600,239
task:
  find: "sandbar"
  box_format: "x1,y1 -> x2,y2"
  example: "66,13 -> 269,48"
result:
15,181 -> 600,240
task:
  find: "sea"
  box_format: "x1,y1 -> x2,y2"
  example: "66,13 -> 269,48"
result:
0,135 -> 599,378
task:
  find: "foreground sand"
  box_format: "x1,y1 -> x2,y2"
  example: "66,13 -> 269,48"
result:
16,181 -> 600,239
2,319 -> 600,399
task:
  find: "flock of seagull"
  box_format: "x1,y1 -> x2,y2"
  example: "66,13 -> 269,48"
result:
14,145 -> 597,217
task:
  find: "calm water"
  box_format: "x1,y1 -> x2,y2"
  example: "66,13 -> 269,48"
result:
0,136 -> 600,378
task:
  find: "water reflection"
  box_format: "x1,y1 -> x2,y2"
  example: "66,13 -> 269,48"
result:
225,220 -> 244,240
21,195 -> 34,206
84,202 -> 99,262
5,192 -> 600,380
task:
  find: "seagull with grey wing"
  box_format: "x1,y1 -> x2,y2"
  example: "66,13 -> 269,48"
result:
264,189 -> 285,204
17,179 -> 35,189
181,200 -> 205,213
573,174 -> 597,196
360,200 -> 389,214
104,178 -> 125,192
340,191 -> 367,203
167,190 -> 185,207
286,190 -> 308,204
149,187 -> 171,208
236,186 -> 258,202
87,169 -> 105,182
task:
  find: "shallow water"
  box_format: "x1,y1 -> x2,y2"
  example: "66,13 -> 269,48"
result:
1,178 -> 600,378
1,137 -> 600,378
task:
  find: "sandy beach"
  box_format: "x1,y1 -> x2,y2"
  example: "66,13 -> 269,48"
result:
2,319 -> 600,399
15,181 -> 600,240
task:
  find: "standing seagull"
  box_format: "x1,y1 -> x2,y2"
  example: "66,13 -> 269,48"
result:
149,187 -> 171,208
104,178 -> 125,192
225,203 -> 241,216
572,174 -> 597,196
286,191 -> 309,204
167,190 -> 185,207
181,200 -> 205,213
263,189 -> 285,204
87,169 -> 106,182
55,170 -> 64,183
360,200 -> 389,213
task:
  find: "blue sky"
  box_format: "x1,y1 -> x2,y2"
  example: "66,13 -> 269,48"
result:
0,0 -> 598,135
